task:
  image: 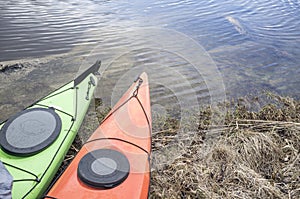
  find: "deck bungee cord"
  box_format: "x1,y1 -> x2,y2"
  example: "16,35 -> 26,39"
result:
87,76 -> 152,154
2,162 -> 40,183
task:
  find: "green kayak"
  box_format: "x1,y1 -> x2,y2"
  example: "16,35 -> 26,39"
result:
0,61 -> 100,199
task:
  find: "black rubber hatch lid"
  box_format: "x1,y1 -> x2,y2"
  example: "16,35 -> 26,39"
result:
77,149 -> 130,189
0,107 -> 61,156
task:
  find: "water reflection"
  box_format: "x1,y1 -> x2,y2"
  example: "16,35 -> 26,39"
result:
0,0 -> 299,100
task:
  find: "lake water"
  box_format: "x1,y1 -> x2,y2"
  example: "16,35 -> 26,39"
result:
0,0 -> 300,122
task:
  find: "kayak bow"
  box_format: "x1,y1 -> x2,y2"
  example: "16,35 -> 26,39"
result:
0,61 -> 100,199
46,72 -> 152,199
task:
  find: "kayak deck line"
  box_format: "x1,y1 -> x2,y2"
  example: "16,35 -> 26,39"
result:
84,77 -> 152,156
84,137 -> 150,158
34,103 -> 74,120
0,60 -> 101,199
36,75 -> 98,121
2,161 -> 39,182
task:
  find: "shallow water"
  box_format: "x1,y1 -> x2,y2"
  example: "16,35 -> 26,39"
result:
0,0 -> 300,122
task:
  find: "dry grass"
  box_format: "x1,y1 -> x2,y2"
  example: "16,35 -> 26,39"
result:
150,94 -> 300,199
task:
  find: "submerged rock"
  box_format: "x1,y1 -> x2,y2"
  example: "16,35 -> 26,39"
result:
0,63 -> 26,73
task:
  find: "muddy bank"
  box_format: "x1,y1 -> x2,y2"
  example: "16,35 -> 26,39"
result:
0,54 -> 90,122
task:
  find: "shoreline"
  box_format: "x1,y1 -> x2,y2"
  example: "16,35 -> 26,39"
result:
0,57 -> 299,198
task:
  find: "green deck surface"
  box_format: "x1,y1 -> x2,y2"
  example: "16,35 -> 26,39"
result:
0,72 -> 97,199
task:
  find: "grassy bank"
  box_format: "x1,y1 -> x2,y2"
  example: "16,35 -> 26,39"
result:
150,94 -> 299,198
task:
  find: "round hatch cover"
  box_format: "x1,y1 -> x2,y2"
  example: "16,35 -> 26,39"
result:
78,149 -> 130,189
0,108 -> 61,156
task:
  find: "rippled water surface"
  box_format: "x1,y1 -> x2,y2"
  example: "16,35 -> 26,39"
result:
0,0 -> 300,113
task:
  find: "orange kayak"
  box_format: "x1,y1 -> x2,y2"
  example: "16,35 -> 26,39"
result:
45,72 -> 152,199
